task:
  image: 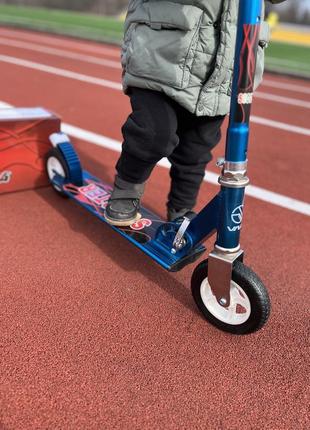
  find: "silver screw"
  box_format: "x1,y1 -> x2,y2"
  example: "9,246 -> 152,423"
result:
216,157 -> 225,167
219,298 -> 227,306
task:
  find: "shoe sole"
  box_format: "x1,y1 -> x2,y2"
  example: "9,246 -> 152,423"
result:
103,212 -> 142,227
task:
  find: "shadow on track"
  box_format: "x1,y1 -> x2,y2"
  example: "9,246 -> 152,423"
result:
36,148 -> 202,318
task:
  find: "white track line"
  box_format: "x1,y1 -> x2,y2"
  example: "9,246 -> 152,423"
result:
2,38 -> 310,108
1,27 -> 310,81
0,45 -> 310,109
251,115 -> 310,136
263,79 -> 310,95
0,37 -> 121,69
0,28 -> 121,58
1,54 -> 309,137
0,100 -> 309,217
1,40 -> 309,109
0,54 -> 122,90
255,91 -> 310,109
2,30 -> 309,94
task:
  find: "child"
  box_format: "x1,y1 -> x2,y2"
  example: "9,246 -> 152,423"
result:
105,0 -> 285,226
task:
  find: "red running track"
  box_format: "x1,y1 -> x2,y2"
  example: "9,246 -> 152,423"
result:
0,28 -> 309,430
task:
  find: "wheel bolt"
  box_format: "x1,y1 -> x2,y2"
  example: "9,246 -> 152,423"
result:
219,298 -> 227,306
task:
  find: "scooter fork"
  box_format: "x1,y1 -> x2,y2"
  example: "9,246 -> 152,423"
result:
208,158 -> 249,308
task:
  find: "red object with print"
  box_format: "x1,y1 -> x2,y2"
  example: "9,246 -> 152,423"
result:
0,107 -> 61,194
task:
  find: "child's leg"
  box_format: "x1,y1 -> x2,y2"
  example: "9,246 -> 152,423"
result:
167,113 -> 225,216
105,88 -> 179,225
116,87 -> 179,183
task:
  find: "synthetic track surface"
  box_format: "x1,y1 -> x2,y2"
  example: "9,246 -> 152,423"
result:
0,28 -> 309,430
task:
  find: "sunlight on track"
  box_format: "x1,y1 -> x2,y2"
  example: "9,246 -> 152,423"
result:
1,29 -> 309,430
0,37 -> 121,69
0,27 -> 121,57
262,79 -> 310,95
0,31 -> 309,216
0,54 -> 122,90
251,115 -> 310,136
1,100 -> 309,217
0,54 -> 309,136
255,92 -> 310,109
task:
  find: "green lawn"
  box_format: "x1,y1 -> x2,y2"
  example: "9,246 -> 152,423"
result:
0,4 -> 309,77
0,4 -> 124,44
265,41 -> 310,78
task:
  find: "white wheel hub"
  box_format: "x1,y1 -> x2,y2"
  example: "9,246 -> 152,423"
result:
200,278 -> 251,325
47,156 -> 66,191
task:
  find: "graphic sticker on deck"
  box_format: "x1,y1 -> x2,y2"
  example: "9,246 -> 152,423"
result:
0,170 -> 12,184
62,176 -> 161,245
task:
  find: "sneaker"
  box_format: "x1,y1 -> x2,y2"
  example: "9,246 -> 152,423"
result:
167,207 -> 196,222
104,176 -> 145,226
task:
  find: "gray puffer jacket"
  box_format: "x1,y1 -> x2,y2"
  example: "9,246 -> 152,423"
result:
121,0 -> 285,116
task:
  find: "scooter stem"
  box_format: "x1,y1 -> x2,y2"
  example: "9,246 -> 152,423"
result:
208,0 -> 263,306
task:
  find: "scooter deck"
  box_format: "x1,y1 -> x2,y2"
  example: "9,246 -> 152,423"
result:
57,170 -> 206,272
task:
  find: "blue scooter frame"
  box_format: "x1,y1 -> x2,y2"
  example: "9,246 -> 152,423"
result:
47,0 -> 271,334
187,0 -> 264,307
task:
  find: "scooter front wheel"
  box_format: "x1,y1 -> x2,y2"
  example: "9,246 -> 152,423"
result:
191,259 -> 271,335
46,148 -> 69,197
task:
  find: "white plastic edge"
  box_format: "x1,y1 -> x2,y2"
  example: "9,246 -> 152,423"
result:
49,132 -> 70,147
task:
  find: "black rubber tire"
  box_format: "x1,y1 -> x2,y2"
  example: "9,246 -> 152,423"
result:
46,148 -> 69,198
191,259 -> 271,335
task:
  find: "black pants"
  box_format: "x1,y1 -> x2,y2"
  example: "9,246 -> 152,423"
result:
116,88 -> 225,210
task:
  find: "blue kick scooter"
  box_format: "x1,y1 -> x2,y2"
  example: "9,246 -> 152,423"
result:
46,0 -> 271,335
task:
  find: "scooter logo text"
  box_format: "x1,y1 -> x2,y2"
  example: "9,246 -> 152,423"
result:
0,171 -> 12,184
238,92 -> 253,104
130,218 -> 152,231
228,205 -> 243,232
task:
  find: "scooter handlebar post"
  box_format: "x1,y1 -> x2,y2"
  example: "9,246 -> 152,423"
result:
225,0 -> 263,163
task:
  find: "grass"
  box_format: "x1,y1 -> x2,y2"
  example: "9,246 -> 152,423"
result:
0,4 -> 309,77
0,4 -> 124,44
265,41 -> 310,78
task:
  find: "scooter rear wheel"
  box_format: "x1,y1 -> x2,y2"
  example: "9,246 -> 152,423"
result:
191,259 -> 271,334
46,148 -> 69,197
